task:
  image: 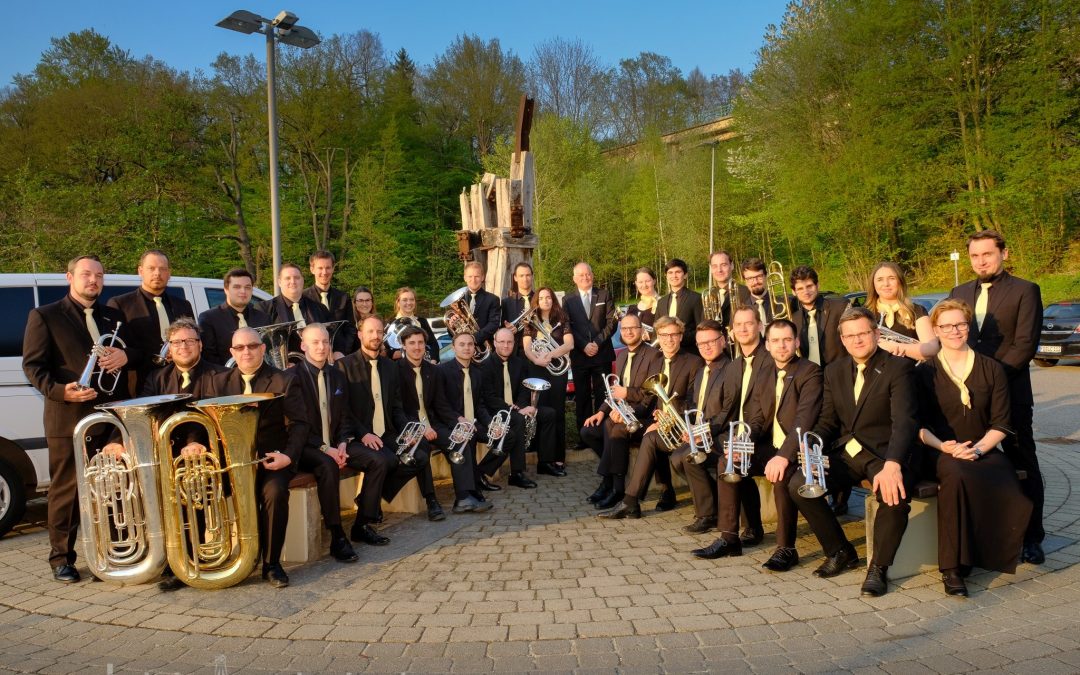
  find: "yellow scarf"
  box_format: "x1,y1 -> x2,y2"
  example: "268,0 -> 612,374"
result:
937,349 -> 975,409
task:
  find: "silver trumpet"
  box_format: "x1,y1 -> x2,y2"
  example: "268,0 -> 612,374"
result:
395,420 -> 428,466
77,323 -> 127,394
795,426 -> 829,498
721,420 -> 754,482
485,408 -> 512,456
446,418 -> 476,464
877,320 -> 919,345
527,316 -> 570,377
602,373 -> 640,433
522,377 -> 551,446
683,408 -> 714,465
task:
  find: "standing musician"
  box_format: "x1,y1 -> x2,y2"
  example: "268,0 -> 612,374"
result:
502,262 -> 535,354
522,287 -> 574,474
198,268 -> 271,366
599,316 -> 703,518
740,258 -> 773,332
867,261 -> 936,360
564,262 -> 618,441
949,229 -> 1044,564
304,250 -> 358,356
214,326 -> 309,587
462,261 -> 502,358
258,263 -> 332,354
107,249 -> 194,393
654,259 -> 704,355
433,332 -> 495,513
352,287 -> 376,327
23,255 -> 130,583
625,267 -> 660,334
693,308 -> 774,559
788,265 -> 848,367
283,324 -> 360,563
336,315 -> 427,544
387,287 -> 440,363
702,250 -> 737,327
793,306 -> 919,597
580,313 -> 662,509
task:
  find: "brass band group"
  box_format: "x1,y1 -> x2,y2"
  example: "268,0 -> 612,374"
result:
22,229 -> 1045,600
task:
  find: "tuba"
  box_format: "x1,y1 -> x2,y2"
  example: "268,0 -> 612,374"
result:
440,287 -> 490,363
720,420 -> 754,482
396,420 -> 428,466
683,408 -> 714,464
765,261 -> 792,322
602,373 -> 640,433
76,323 -> 127,395
72,394 -> 190,585
526,316 -> 570,377
795,427 -> 829,498
446,418 -> 477,464
157,394 -> 273,589
522,377 -> 550,446
641,373 -> 688,450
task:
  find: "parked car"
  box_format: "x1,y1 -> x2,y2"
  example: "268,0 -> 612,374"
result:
1035,301 -> 1080,367
912,292 -> 948,313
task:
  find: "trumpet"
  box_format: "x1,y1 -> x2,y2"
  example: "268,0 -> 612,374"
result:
446,418 -> 476,464
683,408 -> 714,464
602,373 -> 640,433
506,303 -> 535,333
395,420 -> 428,466
641,373 -> 687,451
440,287 -> 490,363
485,408 -> 512,456
795,426 -> 829,498
765,260 -> 792,322
77,323 -> 127,394
720,420 -> 754,482
527,316 -> 570,376
877,321 -> 920,345
522,377 -> 551,446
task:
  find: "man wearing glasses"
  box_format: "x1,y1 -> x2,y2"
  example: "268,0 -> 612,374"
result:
599,315 -> 703,518
792,306 -> 918,597
740,258 -> 773,334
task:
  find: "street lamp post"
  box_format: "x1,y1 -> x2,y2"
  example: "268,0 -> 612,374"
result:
216,10 -> 320,295
950,250 -> 960,287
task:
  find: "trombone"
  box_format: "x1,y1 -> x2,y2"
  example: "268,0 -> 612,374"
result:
765,260 -> 792,322
795,426 -> 829,498
720,420 -> 754,482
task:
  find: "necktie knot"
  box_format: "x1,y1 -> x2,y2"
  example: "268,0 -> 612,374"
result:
180,369 -> 191,389
153,296 -> 163,305
320,291 -> 329,307
981,282 -> 992,290
241,372 -> 255,394
777,369 -> 786,380
857,363 -> 866,374
808,308 -> 816,318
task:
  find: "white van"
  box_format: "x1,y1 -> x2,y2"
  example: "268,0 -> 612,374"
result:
0,273 -> 272,536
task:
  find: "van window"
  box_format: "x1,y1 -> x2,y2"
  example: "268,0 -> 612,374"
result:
2,288 -> 36,357
204,288 -> 226,308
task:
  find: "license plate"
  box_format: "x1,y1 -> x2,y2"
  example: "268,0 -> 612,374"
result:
1038,345 -> 1062,354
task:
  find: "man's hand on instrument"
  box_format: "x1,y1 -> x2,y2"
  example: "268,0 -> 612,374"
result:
610,385 -> 628,400
97,347 -> 128,372
101,442 -> 125,458
584,411 -> 604,427
520,406 -> 537,417
608,409 -> 624,425
873,460 -> 906,506
645,422 -> 659,434
765,455 -> 789,483
423,427 -> 438,442
263,451 -> 291,470
64,382 -> 97,403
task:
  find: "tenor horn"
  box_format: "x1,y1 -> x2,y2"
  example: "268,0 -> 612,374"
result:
526,316 -> 570,377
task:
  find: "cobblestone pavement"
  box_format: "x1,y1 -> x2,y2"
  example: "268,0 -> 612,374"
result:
1,366 -> 1078,674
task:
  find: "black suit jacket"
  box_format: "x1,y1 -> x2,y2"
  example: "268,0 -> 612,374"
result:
746,356 -> 823,462
397,358 -> 441,427
949,271 -> 1041,405
336,352 -> 409,439
23,295 -> 130,436
814,348 -> 918,469
388,316 -> 441,363
286,359 -> 358,450
303,285 -> 358,354
106,288 -> 193,373
741,287 -> 775,330
461,288 -> 502,349
702,285 -> 737,327
655,350 -> 706,415
655,287 -> 705,353
601,342 -> 663,417
685,355 -> 733,437
214,363 -> 309,462
140,359 -> 224,399
502,292 -> 534,327
790,295 -> 849,366
480,354 -> 532,412
258,294 -> 333,354
563,287 -> 617,367
433,358 -> 492,432
197,303 -> 272,366
720,341 -> 772,425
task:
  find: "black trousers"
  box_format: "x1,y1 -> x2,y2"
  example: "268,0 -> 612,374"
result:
1002,395 -> 1044,544
477,413 -> 526,477
582,417 -> 645,477
381,441 -> 429,505
672,444 -> 719,520
715,447 -> 797,547
298,445 -> 345,529
46,436 -> 80,568
428,429 -> 479,499
534,369 -> 569,462
256,465 -> 293,566
344,441 -> 398,525
625,430 -> 674,502
526,406 -> 559,464
571,362 -> 607,433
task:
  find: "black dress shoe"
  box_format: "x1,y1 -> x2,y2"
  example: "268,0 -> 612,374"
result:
587,483 -> 611,503
813,545 -> 860,578
942,569 -> 968,597
654,488 -> 677,512
683,517 -> 717,534
597,502 -> 642,519
477,475 -> 502,492
861,564 -> 889,597
453,494 -> 493,513
1021,542 -> 1045,565
762,547 -> 800,572
508,472 -> 538,489
692,538 -> 743,559
330,536 -> 359,562
351,523 -> 390,546
262,563 -> 290,588
536,462 -> 566,477
53,564 -> 80,584
595,491 -> 624,510
739,528 -> 765,546
426,498 -> 446,522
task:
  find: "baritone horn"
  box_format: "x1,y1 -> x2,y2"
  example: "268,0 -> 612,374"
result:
721,420 -> 754,482
72,394 -> 191,585
440,287 -> 490,363
765,260 -> 792,322
795,427 -> 829,498
157,393 -> 275,589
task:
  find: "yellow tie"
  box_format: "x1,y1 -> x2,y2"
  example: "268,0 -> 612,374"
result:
772,369 -> 787,449
152,296 -> 169,341
370,360 -> 385,436
622,350 -> 635,384
320,291 -> 330,309
237,311 -> 248,328
668,291 -> 678,318
845,363 -> 867,457
974,283 -> 991,330
663,357 -> 671,380
291,301 -> 306,328
807,308 -> 820,365
696,364 -> 710,423
318,368 -> 331,447
414,366 -> 428,422
880,302 -> 900,329
756,298 -> 767,332
241,372 -> 255,395
718,288 -> 726,309
469,293 -> 477,314
502,360 -> 513,406
738,355 -> 754,420
180,370 -> 191,390
84,307 -> 101,342
462,367 -> 474,420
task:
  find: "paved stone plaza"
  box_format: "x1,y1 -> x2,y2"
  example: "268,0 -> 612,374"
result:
1,366 -> 1078,674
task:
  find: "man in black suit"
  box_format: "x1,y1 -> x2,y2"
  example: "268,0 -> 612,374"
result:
502,262 -> 535,355
565,262 -> 618,437
600,316 -> 704,518
137,318 -> 223,400
949,229 -> 1045,563
580,312 -> 663,509
216,326 -> 311,586
22,255 -> 130,583
396,325 -> 449,521
284,324 -> 360,563
654,259 -> 704,355
198,268 -> 271,366
793,306 -> 919,596
259,263 -> 332,355
789,266 -> 848,367
702,250 -> 738,327
434,332 -> 495,513
107,250 -> 194,393
305,250 -> 358,357
741,258 -> 773,333
337,315 -> 427,543
462,261 -> 502,358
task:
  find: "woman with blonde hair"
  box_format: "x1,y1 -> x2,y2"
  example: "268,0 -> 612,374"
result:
624,266 -> 659,341
387,287 -> 440,362
865,261 -> 936,360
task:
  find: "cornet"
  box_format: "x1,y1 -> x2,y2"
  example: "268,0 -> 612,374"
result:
721,420 -> 754,482
440,287 -> 490,363
602,373 -> 640,433
527,316 -> 570,377
446,418 -> 476,464
77,323 -> 127,395
765,261 -> 792,322
795,427 -> 829,498
683,408 -> 714,464
485,408 -> 512,456
522,377 -> 551,446
395,420 -> 428,466
641,373 -> 688,451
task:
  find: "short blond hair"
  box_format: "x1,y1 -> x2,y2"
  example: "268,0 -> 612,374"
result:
929,298 -> 973,326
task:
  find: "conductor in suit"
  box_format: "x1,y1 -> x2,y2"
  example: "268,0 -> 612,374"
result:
654,259 -> 704,355
107,250 -> 194,393
198,268 -> 271,366
22,255 -> 130,583
462,261 -> 502,357
788,265 -> 848,367
949,229 -> 1045,564
305,250 -> 358,357
564,262 -> 618,437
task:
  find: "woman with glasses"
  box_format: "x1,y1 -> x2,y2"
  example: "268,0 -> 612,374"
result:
915,299 -> 1031,597
865,262 -> 936,360
387,287 -> 440,363
523,287 -> 574,472
625,266 -> 659,341
352,287 -> 375,327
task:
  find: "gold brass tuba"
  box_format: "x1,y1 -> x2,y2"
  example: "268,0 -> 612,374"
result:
641,373 -> 688,450
157,393 -> 275,589
440,287 -> 490,363
72,394 -> 191,584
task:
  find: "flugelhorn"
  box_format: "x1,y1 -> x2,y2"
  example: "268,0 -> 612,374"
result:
440,287 -> 490,363
683,408 -> 714,464
526,316 -> 570,376
765,261 -> 792,322
602,373 -> 640,433
485,408 -> 512,456
446,418 -> 476,464
77,323 -> 126,394
522,377 -> 550,446
72,394 -> 191,585
721,420 -> 754,482
395,420 -> 428,466
641,373 -> 688,450
795,426 -> 829,498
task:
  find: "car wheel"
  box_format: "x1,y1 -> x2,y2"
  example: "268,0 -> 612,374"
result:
0,459 -> 28,537
1033,358 -> 1058,368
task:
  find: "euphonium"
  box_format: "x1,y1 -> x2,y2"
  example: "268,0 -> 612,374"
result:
396,420 -> 428,466
602,373 -> 640,433
641,373 -> 688,450
683,408 -> 714,464
446,418 -> 477,464
522,377 -> 551,446
765,260 -> 792,322
224,320 -> 300,369
72,394 -> 190,585
485,408 -> 512,456
526,316 -> 570,377
157,393 -> 274,589
720,420 -> 754,482
440,287 -> 490,363
76,323 -> 127,395
795,426 -> 829,498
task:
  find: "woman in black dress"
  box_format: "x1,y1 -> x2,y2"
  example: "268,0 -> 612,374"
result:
916,299 -> 1032,597
866,261 -> 936,360
625,266 -> 659,342
388,287 -> 440,363
523,286 -> 574,471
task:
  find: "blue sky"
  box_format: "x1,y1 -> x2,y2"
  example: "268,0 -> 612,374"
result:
6,1 -> 790,86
